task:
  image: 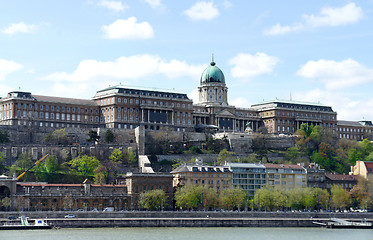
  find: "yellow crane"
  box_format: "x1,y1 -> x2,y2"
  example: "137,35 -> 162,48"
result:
16,154 -> 49,180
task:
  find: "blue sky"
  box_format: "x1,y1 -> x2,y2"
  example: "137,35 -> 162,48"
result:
1,1 -> 373,121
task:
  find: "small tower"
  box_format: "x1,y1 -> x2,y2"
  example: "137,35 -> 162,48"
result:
198,58 -> 228,106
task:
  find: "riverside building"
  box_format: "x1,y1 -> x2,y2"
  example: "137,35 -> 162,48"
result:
1,59 -> 372,139
264,163 -> 307,188
171,163 -> 232,192
226,162 -> 266,198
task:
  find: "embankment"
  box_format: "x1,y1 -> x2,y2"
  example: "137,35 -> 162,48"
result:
1,211 -> 372,228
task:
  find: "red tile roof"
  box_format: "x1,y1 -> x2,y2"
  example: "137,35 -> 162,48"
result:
364,161 -> 373,174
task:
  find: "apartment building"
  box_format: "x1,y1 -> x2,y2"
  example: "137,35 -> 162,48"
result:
226,162 -> 266,198
264,163 -> 307,188
171,164 -> 232,192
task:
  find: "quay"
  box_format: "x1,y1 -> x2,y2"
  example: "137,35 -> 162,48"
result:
1,211 -> 372,228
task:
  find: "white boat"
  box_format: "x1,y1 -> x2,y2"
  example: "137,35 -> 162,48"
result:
1,216 -> 52,230
313,218 -> 373,229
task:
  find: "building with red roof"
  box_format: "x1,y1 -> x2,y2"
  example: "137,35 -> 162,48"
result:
350,161 -> 373,179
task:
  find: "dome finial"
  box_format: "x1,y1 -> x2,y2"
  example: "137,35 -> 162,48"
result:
210,53 -> 216,66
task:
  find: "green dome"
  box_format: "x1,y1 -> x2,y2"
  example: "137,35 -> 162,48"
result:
200,61 -> 225,84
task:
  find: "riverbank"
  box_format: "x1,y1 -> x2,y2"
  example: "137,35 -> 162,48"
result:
1,211 -> 372,228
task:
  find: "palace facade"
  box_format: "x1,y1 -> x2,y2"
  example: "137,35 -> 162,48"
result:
1,60 -> 373,140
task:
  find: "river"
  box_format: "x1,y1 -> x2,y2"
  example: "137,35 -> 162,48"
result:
1,227 -> 372,239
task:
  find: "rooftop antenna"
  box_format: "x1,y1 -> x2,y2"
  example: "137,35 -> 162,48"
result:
212,53 -> 214,62
290,92 -> 292,101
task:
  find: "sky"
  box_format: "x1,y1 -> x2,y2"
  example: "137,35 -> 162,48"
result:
1,0 -> 373,121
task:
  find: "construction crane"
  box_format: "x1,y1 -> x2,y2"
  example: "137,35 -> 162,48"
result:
16,154 -> 49,180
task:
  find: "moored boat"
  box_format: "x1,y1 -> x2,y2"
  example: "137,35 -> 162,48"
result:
313,218 -> 373,229
1,216 -> 52,230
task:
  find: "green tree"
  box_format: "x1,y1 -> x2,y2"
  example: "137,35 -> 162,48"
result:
44,128 -> 69,145
34,155 -> 60,182
331,185 -> 351,210
175,185 -> 218,210
285,147 -> 301,163
87,130 -> 100,143
139,189 -> 169,211
219,187 -> 246,210
204,137 -> 229,153
217,149 -> 234,165
104,129 -> 115,143
9,153 -> 33,181
109,148 -> 124,163
311,188 -> 330,210
125,148 -> 137,165
69,155 -> 101,178
360,139 -> 373,158
253,187 -> 286,211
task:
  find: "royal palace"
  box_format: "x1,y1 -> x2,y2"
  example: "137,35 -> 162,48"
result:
1,60 -> 372,140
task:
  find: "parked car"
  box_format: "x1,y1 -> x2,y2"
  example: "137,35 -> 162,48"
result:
103,207 -> 114,212
64,214 -> 76,218
76,209 -> 84,212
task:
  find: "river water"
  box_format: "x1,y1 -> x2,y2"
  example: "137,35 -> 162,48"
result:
1,227 -> 372,240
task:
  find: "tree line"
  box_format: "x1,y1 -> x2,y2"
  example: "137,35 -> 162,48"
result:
138,177 -> 372,211
138,184 -> 246,211
253,180 -> 372,211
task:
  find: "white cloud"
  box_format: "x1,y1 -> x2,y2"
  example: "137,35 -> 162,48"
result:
145,0 -> 162,8
297,59 -> 373,90
0,84 -> 13,97
264,3 -> 363,35
0,59 -> 23,80
223,0 -> 232,8
292,89 -> 373,121
229,53 -> 279,80
264,23 -> 303,36
184,1 -> 219,21
230,97 -> 250,108
2,22 -> 39,36
188,89 -> 199,104
303,2 -> 363,27
97,0 -> 129,12
102,17 -> 154,40
44,54 -> 204,83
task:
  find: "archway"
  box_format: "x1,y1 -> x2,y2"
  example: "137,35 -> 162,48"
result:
0,186 -> 11,210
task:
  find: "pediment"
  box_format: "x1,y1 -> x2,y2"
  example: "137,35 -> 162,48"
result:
216,109 -> 235,117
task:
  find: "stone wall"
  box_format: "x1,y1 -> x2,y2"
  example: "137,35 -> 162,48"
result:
264,135 -> 295,149
0,125 -> 137,145
0,144 -> 137,165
